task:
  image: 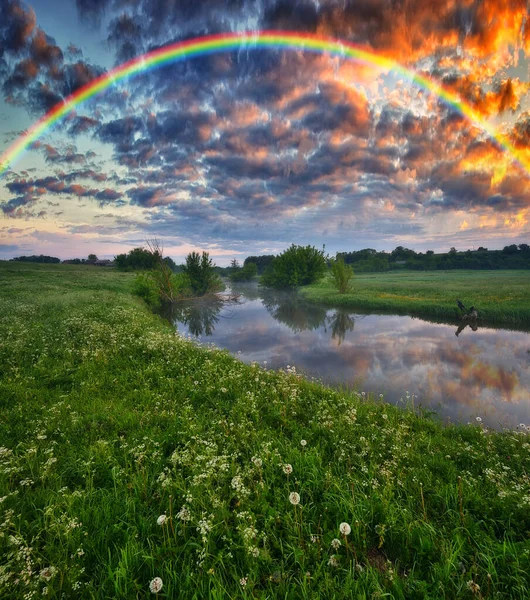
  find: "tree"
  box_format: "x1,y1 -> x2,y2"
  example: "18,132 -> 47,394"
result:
261,244 -> 327,289
183,251 -> 223,296
230,259 -> 240,271
230,261 -> 257,282
88,254 -> 97,261
330,257 -> 354,294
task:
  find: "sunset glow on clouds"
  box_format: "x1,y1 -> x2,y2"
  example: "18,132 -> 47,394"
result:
0,0 -> 529,263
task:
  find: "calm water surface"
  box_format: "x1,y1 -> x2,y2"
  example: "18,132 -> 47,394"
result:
166,282 -> 530,429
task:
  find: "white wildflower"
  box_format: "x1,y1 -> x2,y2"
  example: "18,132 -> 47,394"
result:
476,416 -> 482,423
40,567 -> 57,581
331,538 -> 341,549
240,577 -> 248,587
289,492 -> 300,505
149,577 -> 163,593
157,514 -> 167,526
300,440 -> 307,447
283,464 -> 293,475
340,522 -> 351,536
328,555 -> 339,567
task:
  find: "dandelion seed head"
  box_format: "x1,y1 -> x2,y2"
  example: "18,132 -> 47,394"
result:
476,416 -> 482,422
340,522 -> 351,536
283,463 -> 293,475
157,514 -> 167,526
149,577 -> 163,594
300,440 -> 307,447
289,491 -> 300,505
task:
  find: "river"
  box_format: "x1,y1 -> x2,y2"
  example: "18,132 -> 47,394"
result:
164,281 -> 530,430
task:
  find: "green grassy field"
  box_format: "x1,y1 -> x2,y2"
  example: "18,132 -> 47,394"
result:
1,262 -> 530,599
301,270 -> 530,326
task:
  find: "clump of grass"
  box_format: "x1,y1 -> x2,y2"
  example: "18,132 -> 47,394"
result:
1,262 -> 530,598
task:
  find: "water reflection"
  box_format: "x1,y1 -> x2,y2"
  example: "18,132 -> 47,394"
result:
166,282 -> 530,429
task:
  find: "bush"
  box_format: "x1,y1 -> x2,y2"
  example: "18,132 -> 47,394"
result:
132,273 -> 161,308
261,244 -> 327,289
183,251 -> 224,296
330,257 -> 354,293
230,262 -> 258,282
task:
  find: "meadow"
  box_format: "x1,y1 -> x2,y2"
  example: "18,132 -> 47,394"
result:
1,262 -> 529,598
301,270 -> 530,326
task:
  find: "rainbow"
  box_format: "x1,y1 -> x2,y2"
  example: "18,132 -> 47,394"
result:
0,31 -> 527,177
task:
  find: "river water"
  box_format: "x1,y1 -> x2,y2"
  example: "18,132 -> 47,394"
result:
165,282 -> 530,430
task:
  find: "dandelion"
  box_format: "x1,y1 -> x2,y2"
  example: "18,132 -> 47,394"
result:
340,522 -> 351,536
157,514 -> 167,526
283,464 -> 293,475
300,440 -> 307,447
149,577 -> 163,594
476,416 -> 482,423
40,567 -> 57,581
331,538 -> 341,549
289,492 -> 300,505
382,414 -> 388,420
328,555 -> 339,567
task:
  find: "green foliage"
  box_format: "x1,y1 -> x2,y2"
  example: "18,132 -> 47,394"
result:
132,272 -> 161,308
244,255 -> 275,274
330,257 -> 354,294
183,251 -> 223,296
230,261 -> 258,282
87,253 -> 98,261
1,262 -> 530,598
115,247 -> 161,271
261,244 -> 327,289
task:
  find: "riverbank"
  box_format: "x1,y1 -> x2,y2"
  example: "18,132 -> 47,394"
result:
1,262 -> 529,598
301,270 -> 530,325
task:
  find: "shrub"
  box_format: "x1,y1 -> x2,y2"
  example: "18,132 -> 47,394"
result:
230,262 -> 258,282
183,251 -> 224,296
132,272 -> 161,307
261,244 -> 327,289
330,257 -> 354,294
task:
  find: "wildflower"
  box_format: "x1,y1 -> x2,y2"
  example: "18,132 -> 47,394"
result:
177,506 -> 191,521
331,538 -> 341,549
300,440 -> 307,447
251,456 -> 262,468
40,567 -> 57,581
328,555 -> 339,567
149,577 -> 163,594
240,577 -> 248,587
157,514 -> 167,526
382,414 -> 388,420
283,464 -> 293,475
289,492 -> 300,505
310,534 -> 318,543
476,416 -> 482,423
466,580 -> 480,594
340,522 -> 351,536
221,387 -> 227,393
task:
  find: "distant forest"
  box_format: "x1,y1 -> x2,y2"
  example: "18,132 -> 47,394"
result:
8,243 -> 530,272
245,244 -> 530,273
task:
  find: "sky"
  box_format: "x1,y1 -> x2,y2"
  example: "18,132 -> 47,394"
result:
0,0 -> 529,264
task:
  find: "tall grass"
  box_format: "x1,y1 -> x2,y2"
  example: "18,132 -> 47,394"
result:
1,262 -> 529,598
302,270 -> 530,325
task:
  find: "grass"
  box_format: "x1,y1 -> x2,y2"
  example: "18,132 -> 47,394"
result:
301,270 -> 530,326
1,262 -> 530,598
